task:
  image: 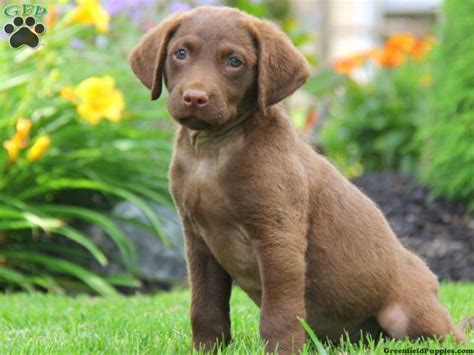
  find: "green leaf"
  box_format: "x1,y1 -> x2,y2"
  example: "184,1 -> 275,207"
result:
298,318 -> 328,355
103,274 -> 141,288
53,226 -> 108,266
1,251 -> 117,296
0,195 -> 107,266
0,266 -> 34,292
38,205 -> 137,270
18,179 -> 170,244
0,73 -> 32,91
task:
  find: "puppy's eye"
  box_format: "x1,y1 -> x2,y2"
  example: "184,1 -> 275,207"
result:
174,48 -> 187,60
228,56 -> 243,68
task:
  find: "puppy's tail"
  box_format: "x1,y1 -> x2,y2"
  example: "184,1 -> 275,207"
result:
459,315 -> 474,333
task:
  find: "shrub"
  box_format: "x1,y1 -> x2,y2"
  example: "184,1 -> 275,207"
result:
316,35 -> 434,177
418,0 -> 474,211
0,1 -> 174,294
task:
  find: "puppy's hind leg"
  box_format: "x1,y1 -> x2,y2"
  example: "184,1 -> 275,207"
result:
376,296 -> 467,344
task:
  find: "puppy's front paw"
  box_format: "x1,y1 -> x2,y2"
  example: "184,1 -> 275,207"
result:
193,334 -> 232,353
261,325 -> 306,354
192,312 -> 232,352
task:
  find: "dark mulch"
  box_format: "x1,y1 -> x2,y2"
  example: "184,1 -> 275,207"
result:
353,172 -> 474,281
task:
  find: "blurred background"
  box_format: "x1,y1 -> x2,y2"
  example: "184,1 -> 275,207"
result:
0,0 -> 472,296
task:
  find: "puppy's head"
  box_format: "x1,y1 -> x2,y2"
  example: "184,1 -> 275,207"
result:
129,7 -> 310,130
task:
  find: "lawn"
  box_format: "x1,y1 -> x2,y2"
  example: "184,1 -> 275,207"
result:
0,283 -> 473,354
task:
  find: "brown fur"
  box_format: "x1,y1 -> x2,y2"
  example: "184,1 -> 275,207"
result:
129,6 -> 469,354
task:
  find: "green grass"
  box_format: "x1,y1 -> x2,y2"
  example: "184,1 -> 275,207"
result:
0,283 -> 473,354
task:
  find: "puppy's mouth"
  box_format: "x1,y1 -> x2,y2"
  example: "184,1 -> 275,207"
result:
178,116 -> 212,130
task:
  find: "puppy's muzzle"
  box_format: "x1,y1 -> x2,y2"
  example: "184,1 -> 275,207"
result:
183,89 -> 209,109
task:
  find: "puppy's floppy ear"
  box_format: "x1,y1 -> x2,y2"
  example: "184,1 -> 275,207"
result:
128,13 -> 186,100
246,19 -> 311,112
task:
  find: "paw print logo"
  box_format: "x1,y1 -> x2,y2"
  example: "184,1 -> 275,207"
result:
3,16 -> 45,49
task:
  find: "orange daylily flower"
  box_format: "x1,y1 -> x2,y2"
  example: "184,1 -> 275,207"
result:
332,50 -> 372,75
386,33 -> 417,52
351,50 -> 375,65
332,57 -> 358,75
332,49 -> 374,74
374,45 -> 406,68
332,33 -> 436,73
411,37 -> 436,61
304,107 -> 319,132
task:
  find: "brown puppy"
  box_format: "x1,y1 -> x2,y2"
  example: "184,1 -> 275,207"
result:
129,6 -> 468,354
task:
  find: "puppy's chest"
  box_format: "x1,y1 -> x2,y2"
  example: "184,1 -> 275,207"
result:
178,155 -> 228,221
171,151 -> 260,294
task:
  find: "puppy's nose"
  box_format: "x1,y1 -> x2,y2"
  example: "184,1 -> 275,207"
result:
183,90 -> 209,108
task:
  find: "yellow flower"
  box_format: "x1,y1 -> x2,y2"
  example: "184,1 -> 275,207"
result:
69,0 -> 110,33
60,86 -> 77,101
2,118 -> 33,164
13,118 -> 32,148
27,136 -> 51,162
17,118 -> 32,135
75,76 -> 125,125
3,139 -> 20,164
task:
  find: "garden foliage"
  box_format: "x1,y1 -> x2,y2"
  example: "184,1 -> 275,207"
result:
314,35 -> 434,177
418,0 -> 474,211
0,0 -> 174,294
0,0 -> 315,295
